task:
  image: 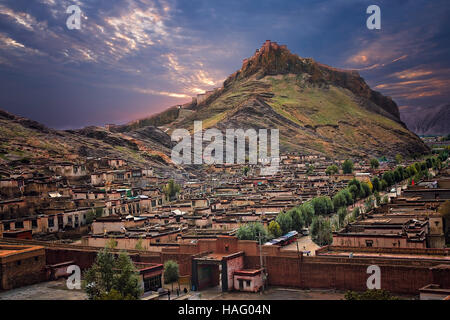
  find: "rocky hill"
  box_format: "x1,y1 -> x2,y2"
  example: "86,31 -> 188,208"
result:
121,41 -> 429,159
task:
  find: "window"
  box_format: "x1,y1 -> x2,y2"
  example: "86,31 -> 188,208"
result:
32,219 -> 38,228
17,260 -> 21,266
15,221 -> 24,229
48,217 -> 54,228
246,280 -> 251,287
4,223 -> 10,231
365,240 -> 373,247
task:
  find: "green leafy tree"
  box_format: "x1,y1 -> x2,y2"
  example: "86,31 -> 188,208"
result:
299,202 -> 315,226
236,222 -> 268,242
163,260 -> 179,291
361,182 -> 372,198
348,179 -> 362,199
332,191 -> 347,210
395,154 -> 403,164
382,171 -> 394,186
276,211 -> 293,234
114,252 -> 143,299
311,196 -> 334,215
337,207 -> 347,228
83,248 -> 143,300
287,208 -> 305,232
342,188 -> 353,205
371,177 -> 381,192
342,160 -> 354,174
310,216 -> 333,246
370,158 -> 380,169
268,221 -> 282,238
325,165 -> 339,175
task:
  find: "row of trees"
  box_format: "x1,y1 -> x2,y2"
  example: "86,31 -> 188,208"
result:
237,153 -> 448,247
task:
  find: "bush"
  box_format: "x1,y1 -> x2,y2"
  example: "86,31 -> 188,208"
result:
345,289 -> 399,300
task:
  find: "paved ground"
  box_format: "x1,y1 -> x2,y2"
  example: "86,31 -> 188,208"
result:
190,286 -> 345,300
0,280 -> 87,300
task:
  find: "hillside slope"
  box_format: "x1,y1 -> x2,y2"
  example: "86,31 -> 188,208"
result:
0,109 -> 175,169
122,41 -> 428,159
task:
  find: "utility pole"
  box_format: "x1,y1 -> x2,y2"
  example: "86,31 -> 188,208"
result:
258,232 -> 265,292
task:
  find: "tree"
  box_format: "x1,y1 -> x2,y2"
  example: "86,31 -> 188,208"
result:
268,221 -> 282,238
325,165 -> 339,175
342,160 -> 354,174
348,179 -> 362,199
276,211 -> 293,234
332,191 -> 347,210
299,202 -> 315,226
342,188 -> 353,205
370,158 -> 380,169
114,252 -> 143,299
287,208 -> 305,232
337,207 -> 347,228
164,260 -> 179,291
311,196 -> 334,215
361,182 -> 372,198
310,216 -> 333,246
163,179 -> 181,201
83,247 -> 143,300
371,177 -> 381,192
395,154 -> 403,164
382,171 -> 394,186
380,179 -> 388,191
236,222 -> 268,242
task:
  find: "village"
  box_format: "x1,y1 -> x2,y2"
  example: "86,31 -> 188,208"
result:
0,148 -> 449,300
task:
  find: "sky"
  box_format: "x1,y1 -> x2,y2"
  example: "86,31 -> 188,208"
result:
0,0 -> 449,129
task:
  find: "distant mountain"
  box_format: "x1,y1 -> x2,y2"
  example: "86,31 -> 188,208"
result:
401,104 -> 450,136
120,40 -> 429,159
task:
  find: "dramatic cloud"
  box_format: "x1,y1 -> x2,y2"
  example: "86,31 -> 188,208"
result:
0,0 -> 448,128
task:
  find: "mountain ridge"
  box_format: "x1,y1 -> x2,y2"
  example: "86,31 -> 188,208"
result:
120,41 -> 428,159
